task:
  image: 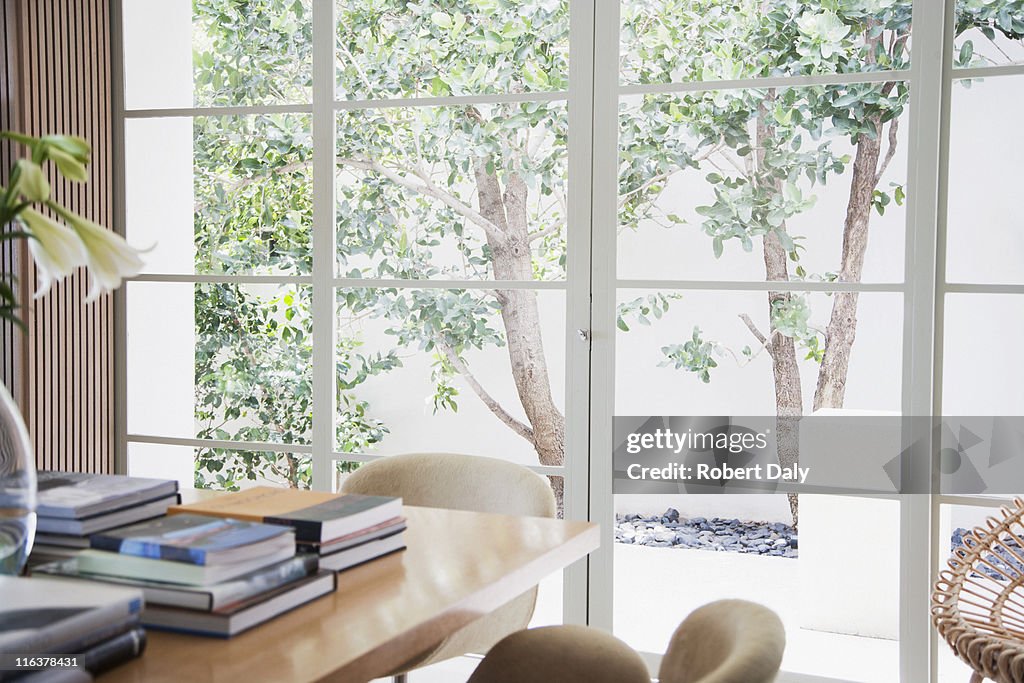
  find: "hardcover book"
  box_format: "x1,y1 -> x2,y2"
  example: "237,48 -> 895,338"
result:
0,576 -> 143,656
89,514 -> 294,566
75,544 -> 296,587
167,486 -> 339,522
36,471 -> 179,519
264,495 -> 402,543
297,518 -> 406,555
141,571 -> 337,637
33,555 -> 320,612
35,494 -> 180,536
170,486 -> 403,543
317,531 -> 406,573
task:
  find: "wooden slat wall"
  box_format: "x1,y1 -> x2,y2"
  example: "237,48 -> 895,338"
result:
1,1 -> 26,410
1,0 -> 113,474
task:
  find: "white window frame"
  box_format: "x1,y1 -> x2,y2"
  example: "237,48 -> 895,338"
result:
110,2 -> 1024,681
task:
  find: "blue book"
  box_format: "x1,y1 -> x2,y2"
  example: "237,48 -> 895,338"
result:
89,514 -> 294,566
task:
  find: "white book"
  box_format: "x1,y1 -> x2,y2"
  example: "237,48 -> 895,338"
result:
0,576 -> 143,655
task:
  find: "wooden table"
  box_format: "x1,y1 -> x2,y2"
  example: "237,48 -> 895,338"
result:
102,506 -> 599,683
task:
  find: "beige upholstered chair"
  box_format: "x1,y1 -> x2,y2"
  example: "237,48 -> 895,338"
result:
467,600 -> 784,683
659,599 -> 786,683
466,625 -> 650,683
340,452 -> 557,682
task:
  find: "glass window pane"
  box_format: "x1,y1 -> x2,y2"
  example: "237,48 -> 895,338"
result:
128,115 -> 313,276
127,282 -> 313,446
617,86 -> 909,283
946,75 -> 1024,285
620,1 -> 913,86
614,493 -> 899,681
123,0 -> 312,110
943,294 -> 1024,415
615,290 -> 903,415
336,103 -> 567,281
953,2 -> 1024,68
335,288 -> 566,469
129,443 -> 311,492
336,1 -> 569,100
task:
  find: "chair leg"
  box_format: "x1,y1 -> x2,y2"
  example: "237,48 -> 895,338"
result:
970,673 -> 984,683
393,675 -> 407,683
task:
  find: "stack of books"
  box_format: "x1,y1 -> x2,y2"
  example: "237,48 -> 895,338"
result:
30,471 -> 180,564
0,576 -> 146,677
170,486 -> 406,572
34,514 -> 336,637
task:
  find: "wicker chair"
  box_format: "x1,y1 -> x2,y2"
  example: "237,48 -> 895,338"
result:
933,498 -> 1024,682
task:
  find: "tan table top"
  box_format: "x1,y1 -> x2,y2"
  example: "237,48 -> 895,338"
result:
100,505 -> 599,683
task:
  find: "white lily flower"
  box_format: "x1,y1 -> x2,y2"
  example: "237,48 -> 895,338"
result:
62,212 -> 146,302
13,159 -> 50,202
46,146 -> 88,182
19,207 -> 88,297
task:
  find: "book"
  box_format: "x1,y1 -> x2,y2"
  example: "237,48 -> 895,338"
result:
36,494 -> 180,536
297,518 -> 406,555
318,531 -> 406,573
142,571 -> 337,637
90,514 -> 294,566
167,486 -> 339,522
28,544 -> 82,563
264,495 -> 403,543
0,576 -> 143,655
170,485 -> 402,543
47,613 -> 140,656
36,471 -> 178,519
34,533 -> 92,549
33,554 -> 320,611
75,543 -> 295,586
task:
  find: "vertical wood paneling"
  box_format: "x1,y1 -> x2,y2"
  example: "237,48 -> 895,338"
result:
0,1 -> 25,409
0,0 -> 114,474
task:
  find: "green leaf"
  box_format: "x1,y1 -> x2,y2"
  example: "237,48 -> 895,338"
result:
431,12 -> 452,29
959,40 -> 973,66
712,235 -> 724,259
617,317 -> 629,332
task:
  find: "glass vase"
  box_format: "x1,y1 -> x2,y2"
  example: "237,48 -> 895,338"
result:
0,382 -> 36,575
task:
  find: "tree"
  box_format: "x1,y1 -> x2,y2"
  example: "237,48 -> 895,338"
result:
619,0 -> 1021,524
183,0 -> 1023,507
189,0 -> 573,497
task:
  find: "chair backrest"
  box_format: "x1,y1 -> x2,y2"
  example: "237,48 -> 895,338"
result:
932,497 -> 1024,682
659,600 -> 785,683
467,625 -> 651,683
340,452 -> 556,519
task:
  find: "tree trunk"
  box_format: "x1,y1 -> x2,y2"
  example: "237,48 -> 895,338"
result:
471,143 -> 566,509
813,21 -> 890,411
813,118 -> 883,411
757,99 -> 803,526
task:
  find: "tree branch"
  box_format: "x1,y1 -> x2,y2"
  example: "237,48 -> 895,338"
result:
196,160 -> 311,213
739,313 -> 774,359
618,171 -> 672,210
875,117 -> 900,185
439,343 -> 535,443
338,156 -> 506,244
528,222 -> 563,243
